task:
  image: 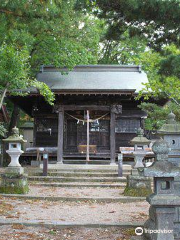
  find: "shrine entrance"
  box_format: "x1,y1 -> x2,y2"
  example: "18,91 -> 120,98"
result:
64,110 -> 110,161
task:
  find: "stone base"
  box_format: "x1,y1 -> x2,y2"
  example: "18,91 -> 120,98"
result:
143,206 -> 175,240
5,166 -> 24,174
124,175 -> 152,197
131,237 -> 144,240
131,168 -> 139,176
56,161 -> 64,165
31,160 -> 41,167
0,167 -> 29,194
110,162 -> 117,166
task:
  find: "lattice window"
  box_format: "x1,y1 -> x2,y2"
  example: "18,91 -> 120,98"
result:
116,119 -> 140,133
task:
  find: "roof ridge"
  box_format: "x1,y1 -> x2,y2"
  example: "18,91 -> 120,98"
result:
40,65 -> 142,73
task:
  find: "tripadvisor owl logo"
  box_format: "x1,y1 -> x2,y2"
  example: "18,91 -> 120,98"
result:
135,227 -> 144,236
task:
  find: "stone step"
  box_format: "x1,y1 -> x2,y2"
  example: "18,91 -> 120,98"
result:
47,169 -> 119,172
47,172 -> 129,177
30,182 -> 126,188
28,176 -> 127,183
0,220 -> 144,228
40,164 -> 132,171
0,194 -> 145,203
47,168 -> 131,173
63,160 -> 111,165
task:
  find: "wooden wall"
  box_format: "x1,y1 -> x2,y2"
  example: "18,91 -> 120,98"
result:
35,117 -> 58,147
34,112 -> 143,151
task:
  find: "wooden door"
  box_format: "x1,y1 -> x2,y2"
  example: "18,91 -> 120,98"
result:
77,120 -> 110,152
66,119 -> 77,152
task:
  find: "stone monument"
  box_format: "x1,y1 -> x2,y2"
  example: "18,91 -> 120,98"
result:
0,127 -> 29,194
124,128 -> 152,197
142,138 -> 180,240
158,112 -> 180,166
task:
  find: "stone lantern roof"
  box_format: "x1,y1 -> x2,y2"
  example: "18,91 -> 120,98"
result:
158,112 -> 180,135
144,139 -> 180,178
130,128 -> 151,145
3,127 -> 27,143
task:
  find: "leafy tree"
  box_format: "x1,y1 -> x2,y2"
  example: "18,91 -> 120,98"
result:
76,0 -> 180,106
0,0 -> 102,73
0,0 -> 103,133
98,31 -> 147,64
0,0 -> 102,105
76,0 -> 180,49
134,45 -> 180,105
139,102 -> 180,134
0,43 -> 55,109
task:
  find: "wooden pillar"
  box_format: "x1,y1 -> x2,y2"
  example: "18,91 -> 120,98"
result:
57,106 -> 64,163
110,109 -> 116,164
86,110 -> 90,162
110,105 -> 122,165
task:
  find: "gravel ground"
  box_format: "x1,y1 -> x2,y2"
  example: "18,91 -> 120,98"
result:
27,185 -> 124,197
0,197 -> 149,224
0,225 -> 136,240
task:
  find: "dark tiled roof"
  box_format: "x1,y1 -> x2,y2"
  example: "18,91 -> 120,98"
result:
36,65 -> 148,93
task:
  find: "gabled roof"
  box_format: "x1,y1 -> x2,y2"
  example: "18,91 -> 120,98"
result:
36,65 -> 148,94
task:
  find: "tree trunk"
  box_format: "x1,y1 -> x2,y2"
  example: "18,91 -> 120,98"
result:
0,87 -> 8,110
8,104 -> 20,136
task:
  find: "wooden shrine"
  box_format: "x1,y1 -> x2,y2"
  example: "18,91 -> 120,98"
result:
9,65 -> 150,164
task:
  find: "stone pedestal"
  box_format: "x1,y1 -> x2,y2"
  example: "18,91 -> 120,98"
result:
173,178 -> 180,239
142,139 -> 180,240
0,166 -> 29,194
124,173 -> 152,197
124,152 -> 152,197
143,195 -> 178,240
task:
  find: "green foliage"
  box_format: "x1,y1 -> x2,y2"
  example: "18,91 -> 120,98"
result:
139,103 -> 167,131
0,122 -> 7,137
138,102 -> 180,132
77,0 -> 180,49
134,45 -> 180,104
98,31 -> 147,64
32,80 -> 55,106
0,43 -> 30,92
0,0 -> 103,108
0,43 -> 54,105
0,0 -> 101,73
77,0 -> 180,107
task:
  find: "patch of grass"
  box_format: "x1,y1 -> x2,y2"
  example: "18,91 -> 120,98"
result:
0,184 -> 29,194
122,227 -> 136,237
124,186 -> 152,197
48,229 -> 57,235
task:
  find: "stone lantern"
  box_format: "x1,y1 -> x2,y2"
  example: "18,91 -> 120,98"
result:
130,128 -> 151,168
0,127 -> 29,194
3,127 -> 27,170
124,128 -> 152,197
142,139 -> 180,240
157,112 -> 180,166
